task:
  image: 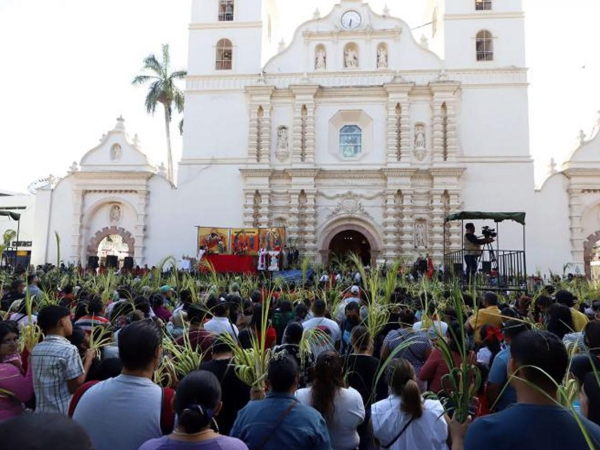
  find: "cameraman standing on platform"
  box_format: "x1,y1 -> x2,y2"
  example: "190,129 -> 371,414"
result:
464,223 -> 494,284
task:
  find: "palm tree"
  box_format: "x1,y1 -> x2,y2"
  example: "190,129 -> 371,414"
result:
132,44 -> 186,183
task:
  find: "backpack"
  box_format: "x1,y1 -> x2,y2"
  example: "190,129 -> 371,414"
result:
68,380 -> 175,435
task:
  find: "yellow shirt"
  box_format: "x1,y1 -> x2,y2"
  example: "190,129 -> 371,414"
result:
469,306 -> 504,343
571,308 -> 589,333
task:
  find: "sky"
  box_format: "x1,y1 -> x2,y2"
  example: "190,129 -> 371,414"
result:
0,0 -> 599,193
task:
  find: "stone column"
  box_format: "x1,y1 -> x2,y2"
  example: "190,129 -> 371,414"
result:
304,191 -> 318,257
70,189 -> 84,263
258,190 -> 270,229
247,106 -> 260,163
446,100 -> 459,161
431,101 -> 444,163
382,191 -> 398,260
134,189 -> 148,266
288,190 -> 301,247
245,86 -> 274,164
384,83 -> 413,164
569,189 -> 585,268
291,85 -> 319,165
400,190 -> 415,259
259,104 -> 272,164
448,191 -> 463,251
430,190 -> 445,263
242,190 -> 256,228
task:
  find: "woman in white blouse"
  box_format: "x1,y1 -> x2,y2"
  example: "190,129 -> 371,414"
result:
371,359 -> 449,450
296,351 -> 365,450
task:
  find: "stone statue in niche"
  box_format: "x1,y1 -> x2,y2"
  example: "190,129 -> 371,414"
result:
110,144 -> 122,161
345,48 -> 358,68
315,48 -> 326,70
377,47 -> 388,69
277,127 -> 289,151
415,124 -> 426,149
414,220 -> 428,248
110,205 -> 121,223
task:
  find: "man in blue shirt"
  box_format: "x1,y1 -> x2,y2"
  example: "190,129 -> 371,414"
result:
486,320 -> 529,412
231,354 -> 331,450
451,330 -> 600,450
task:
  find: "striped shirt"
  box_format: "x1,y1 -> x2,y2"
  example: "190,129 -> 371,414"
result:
74,315 -> 110,333
31,335 -> 84,414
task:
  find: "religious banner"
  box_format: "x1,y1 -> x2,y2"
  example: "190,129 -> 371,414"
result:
230,228 -> 259,255
259,228 -> 286,252
198,227 -> 230,254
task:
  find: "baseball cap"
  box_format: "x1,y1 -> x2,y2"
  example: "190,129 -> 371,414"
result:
351,286 -> 360,294
159,285 -> 175,294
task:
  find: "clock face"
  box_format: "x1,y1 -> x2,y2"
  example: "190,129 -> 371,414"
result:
341,11 -> 362,30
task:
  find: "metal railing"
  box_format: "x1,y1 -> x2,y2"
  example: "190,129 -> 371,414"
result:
444,248 -> 527,290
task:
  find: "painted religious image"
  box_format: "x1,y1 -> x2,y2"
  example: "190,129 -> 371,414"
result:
198,227 -> 230,254
259,228 -> 286,252
231,228 -> 260,255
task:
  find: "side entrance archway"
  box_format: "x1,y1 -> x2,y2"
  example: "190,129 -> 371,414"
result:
87,226 -> 135,267
584,231 -> 600,280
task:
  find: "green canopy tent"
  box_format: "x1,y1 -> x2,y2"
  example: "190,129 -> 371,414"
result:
0,210 -> 22,269
444,211 -> 527,289
445,211 -> 526,226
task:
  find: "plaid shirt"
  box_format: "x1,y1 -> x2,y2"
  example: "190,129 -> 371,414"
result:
32,335 -> 84,414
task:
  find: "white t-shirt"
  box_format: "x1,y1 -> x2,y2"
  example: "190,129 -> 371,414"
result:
413,320 -> 449,339
371,396 -> 448,450
296,386 -> 365,450
477,347 -> 493,368
302,317 -> 341,342
204,316 -> 239,338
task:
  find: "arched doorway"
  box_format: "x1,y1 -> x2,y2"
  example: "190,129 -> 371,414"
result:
87,226 -> 135,268
329,230 -> 372,266
584,231 -> 600,280
97,234 -> 130,268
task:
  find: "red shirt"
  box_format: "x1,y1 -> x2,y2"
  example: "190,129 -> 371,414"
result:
256,326 -> 277,349
419,348 -> 475,393
176,330 -> 215,360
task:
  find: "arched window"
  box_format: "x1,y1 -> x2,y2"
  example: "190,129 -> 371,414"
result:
216,39 -> 233,70
218,0 -> 234,21
476,31 -> 493,61
340,125 -> 362,157
475,0 -> 492,11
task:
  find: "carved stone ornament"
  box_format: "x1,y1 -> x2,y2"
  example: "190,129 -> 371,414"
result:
345,48 -> 359,68
377,47 -> 388,69
275,126 -> 290,161
327,192 -> 373,221
315,48 -> 327,70
110,204 -> 121,223
414,219 -> 428,249
110,144 -> 122,161
414,124 -> 427,161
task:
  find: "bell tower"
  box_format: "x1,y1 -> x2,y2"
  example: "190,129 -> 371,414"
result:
422,0 -> 526,69
188,0 -> 281,76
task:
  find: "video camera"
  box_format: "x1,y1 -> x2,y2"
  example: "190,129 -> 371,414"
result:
482,226 -> 497,239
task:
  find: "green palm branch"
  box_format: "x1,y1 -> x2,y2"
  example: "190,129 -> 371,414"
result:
132,44 -> 187,183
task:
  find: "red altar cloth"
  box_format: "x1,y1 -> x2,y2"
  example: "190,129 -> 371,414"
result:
204,255 -> 257,274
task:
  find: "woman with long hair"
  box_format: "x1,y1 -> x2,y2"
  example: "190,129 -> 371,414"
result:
344,326 -> 387,450
0,321 -> 33,422
138,370 -> 248,449
296,351 -> 365,450
371,359 -> 448,450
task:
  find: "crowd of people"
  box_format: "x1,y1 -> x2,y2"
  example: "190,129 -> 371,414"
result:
1,266 -> 600,449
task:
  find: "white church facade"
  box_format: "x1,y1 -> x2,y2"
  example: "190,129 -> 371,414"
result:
23,0 -> 600,277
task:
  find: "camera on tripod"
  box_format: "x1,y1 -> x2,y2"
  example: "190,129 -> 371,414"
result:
482,226 -> 497,239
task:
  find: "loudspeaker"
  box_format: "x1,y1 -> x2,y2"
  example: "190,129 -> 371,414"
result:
124,257 -> 134,269
88,256 -> 99,269
106,255 -> 119,269
453,263 -> 464,275
482,261 -> 492,274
